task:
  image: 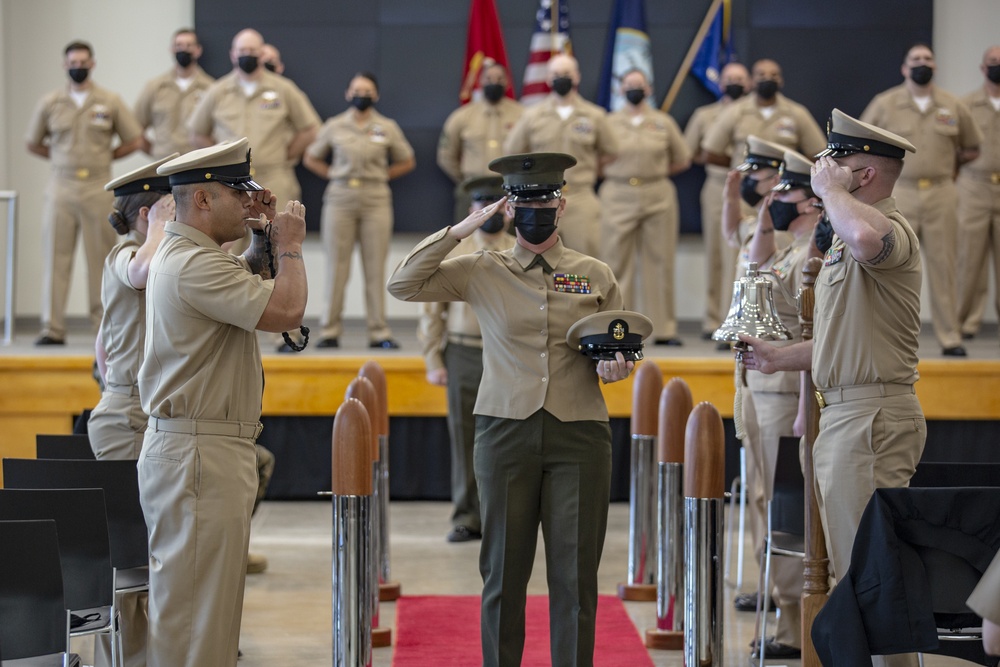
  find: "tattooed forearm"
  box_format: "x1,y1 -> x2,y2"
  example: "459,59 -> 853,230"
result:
279,250 -> 303,261
863,228 -> 895,265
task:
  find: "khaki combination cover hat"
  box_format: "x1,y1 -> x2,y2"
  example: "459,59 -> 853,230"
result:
737,135 -> 787,172
104,153 -> 179,196
566,310 -> 654,361
157,137 -> 264,191
773,149 -> 815,192
488,152 -> 577,202
816,108 -> 916,159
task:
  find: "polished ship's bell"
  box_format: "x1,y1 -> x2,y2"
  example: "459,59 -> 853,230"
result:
713,262 -> 793,343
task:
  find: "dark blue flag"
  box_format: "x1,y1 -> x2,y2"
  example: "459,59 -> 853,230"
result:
597,0 -> 652,111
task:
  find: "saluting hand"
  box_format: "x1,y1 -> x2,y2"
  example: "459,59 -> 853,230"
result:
810,157 -> 853,199
449,196 -> 508,241
724,168 -> 743,201
756,192 -> 776,230
596,351 -> 634,384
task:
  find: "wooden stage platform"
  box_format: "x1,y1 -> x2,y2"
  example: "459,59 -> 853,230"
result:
2,347 -> 999,486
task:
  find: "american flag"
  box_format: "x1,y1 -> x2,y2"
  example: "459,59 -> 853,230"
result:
520,0 -> 572,106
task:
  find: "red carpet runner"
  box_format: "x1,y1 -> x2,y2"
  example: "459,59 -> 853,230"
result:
392,594 -> 654,666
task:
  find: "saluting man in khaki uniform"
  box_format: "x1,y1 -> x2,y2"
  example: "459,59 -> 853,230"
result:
860,43 -> 982,356
438,60 -> 523,222
134,28 -> 214,159
188,28 -> 321,209
138,138 -> 308,667
599,68 -> 690,344
303,71 -> 415,349
417,176 -> 514,543
684,62 -> 751,338
957,45 -> 1000,341
741,110 -> 925,667
25,40 -> 142,345
504,55 -> 618,257
389,153 -> 636,667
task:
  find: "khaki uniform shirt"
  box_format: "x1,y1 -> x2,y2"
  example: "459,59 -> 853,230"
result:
967,549 -> 1000,624
684,99 -> 731,179
139,222 -> 274,421
25,83 -> 142,174
503,94 -> 618,188
702,93 -> 827,168
418,230 -> 515,371
188,70 -> 321,169
860,85 -> 982,180
389,231 -> 623,422
960,87 -> 1000,176
437,98 -> 524,182
305,109 -> 414,182
101,232 -> 146,389
134,66 -> 215,158
813,198 -> 921,389
603,106 -> 690,181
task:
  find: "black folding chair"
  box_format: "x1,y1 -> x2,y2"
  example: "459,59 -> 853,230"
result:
0,519 -> 81,666
36,434 -> 96,460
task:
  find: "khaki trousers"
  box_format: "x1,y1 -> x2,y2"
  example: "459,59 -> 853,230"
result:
956,173 -> 1000,336
138,432 -> 257,667
894,180 -> 962,349
598,178 -> 678,339
41,174 -> 116,338
814,392 -> 925,667
319,182 -> 393,341
558,186 -> 600,258
702,167 -> 739,333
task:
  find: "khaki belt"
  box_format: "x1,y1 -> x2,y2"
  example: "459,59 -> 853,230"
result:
607,176 -> 666,186
106,384 -> 138,397
332,177 -> 382,188
962,169 -> 1000,184
815,382 -> 914,409
447,333 -> 483,348
148,417 -> 263,439
53,166 -> 109,180
900,176 -> 951,190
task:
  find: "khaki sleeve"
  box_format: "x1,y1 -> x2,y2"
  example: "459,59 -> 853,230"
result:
593,110 -> 619,160
859,95 -> 882,126
955,98 -> 984,150
503,112 -> 532,154
417,301 -> 448,371
683,107 -> 706,155
436,108 -> 464,183
387,120 -> 415,163
134,80 -> 155,128
387,228 -> 474,303
797,108 -> 828,158
702,104 -> 736,156
187,86 -> 217,137
113,94 -> 143,144
25,95 -> 51,146
286,84 -> 322,132
665,115 -> 691,168
305,121 -> 332,161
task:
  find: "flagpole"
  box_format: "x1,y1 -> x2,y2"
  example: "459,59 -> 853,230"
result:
660,0 -> 724,113
550,0 -> 558,53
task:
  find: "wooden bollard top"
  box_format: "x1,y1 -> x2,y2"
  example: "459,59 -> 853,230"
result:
331,398 -> 373,496
658,377 -> 693,464
630,362 -> 663,437
683,402 -> 725,499
345,376 -> 379,462
359,361 -> 389,437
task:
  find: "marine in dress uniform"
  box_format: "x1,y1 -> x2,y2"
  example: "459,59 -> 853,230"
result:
741,109 -> 925,667
388,153 -> 635,667
956,45 -> 1000,341
86,156 -> 175,667
416,176 -> 514,543
599,69 -> 691,344
25,40 -> 143,345
187,29 -> 321,210
504,54 -> 618,257
860,43 -> 982,356
684,62 -> 750,338
138,138 -> 307,667
134,28 -> 214,159
437,60 -> 523,222
303,72 -> 416,349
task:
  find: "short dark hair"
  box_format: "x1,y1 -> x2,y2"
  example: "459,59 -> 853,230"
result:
905,42 -> 934,59
173,28 -> 199,44
353,71 -> 379,92
64,41 -> 93,58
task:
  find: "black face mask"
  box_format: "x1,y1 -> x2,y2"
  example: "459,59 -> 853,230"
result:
725,83 -> 745,100
768,199 -> 802,231
68,68 -> 89,84
479,212 -> 505,234
987,64 -> 1000,84
815,211 -> 835,254
175,51 -> 194,68
740,175 -> 764,207
483,83 -> 505,103
351,95 -> 374,112
237,55 -> 258,74
624,88 -> 645,105
263,62 -> 277,73
756,80 -> 779,100
909,65 -> 933,85
514,207 -> 558,245
551,77 -> 573,97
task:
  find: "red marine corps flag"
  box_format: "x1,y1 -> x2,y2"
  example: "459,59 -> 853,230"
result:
459,0 -> 514,104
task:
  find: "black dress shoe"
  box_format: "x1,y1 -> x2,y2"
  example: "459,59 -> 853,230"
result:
369,339 -> 400,350
962,332 -> 975,341
701,331 -> 715,341
654,337 -> 684,346
316,337 -> 340,349
34,335 -> 65,346
446,526 -> 482,543
751,639 -> 801,659
734,591 -> 776,612
942,346 -> 968,357
716,341 -> 732,352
